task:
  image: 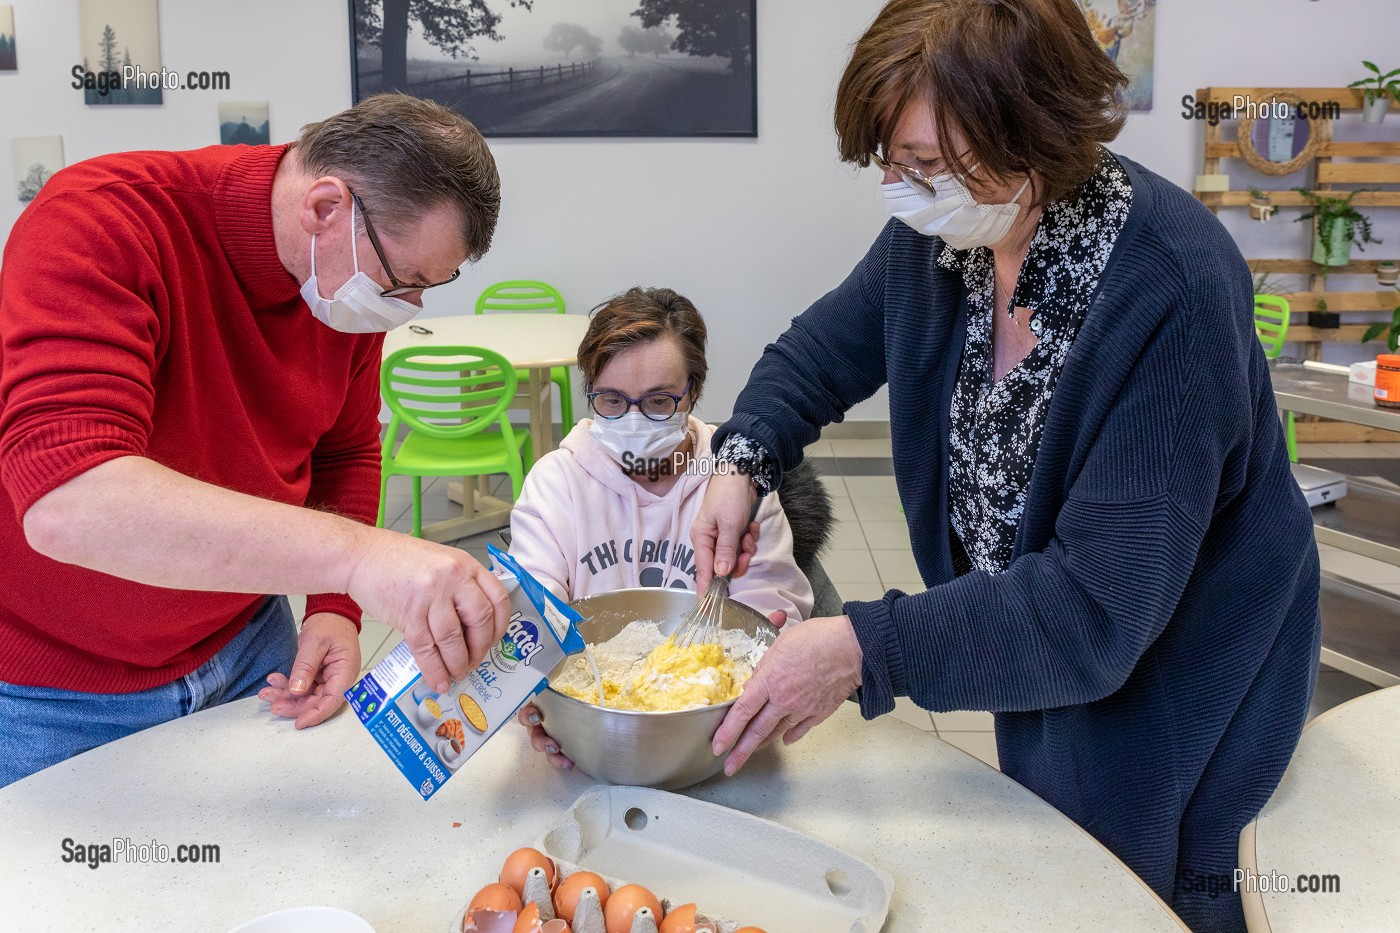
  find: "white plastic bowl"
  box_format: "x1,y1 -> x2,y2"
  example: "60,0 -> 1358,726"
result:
226,906 -> 375,933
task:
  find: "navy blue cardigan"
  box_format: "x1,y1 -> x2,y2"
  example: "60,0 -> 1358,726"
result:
717,155 -> 1321,931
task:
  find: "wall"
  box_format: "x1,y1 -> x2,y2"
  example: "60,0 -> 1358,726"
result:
3,0 -> 1400,422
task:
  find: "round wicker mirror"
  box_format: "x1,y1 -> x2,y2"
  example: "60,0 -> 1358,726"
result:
1237,92 -> 1321,176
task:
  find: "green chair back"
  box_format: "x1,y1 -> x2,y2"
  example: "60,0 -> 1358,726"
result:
1254,294 -> 1298,462
474,280 -> 566,315
1254,294 -> 1291,359
473,279 -> 575,429
381,345 -> 518,442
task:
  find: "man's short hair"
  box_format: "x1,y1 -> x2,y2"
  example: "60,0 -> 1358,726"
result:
296,94 -> 499,262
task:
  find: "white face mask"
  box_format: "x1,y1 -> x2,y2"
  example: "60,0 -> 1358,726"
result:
881,166 -> 1031,250
301,199 -> 421,334
589,411 -> 688,465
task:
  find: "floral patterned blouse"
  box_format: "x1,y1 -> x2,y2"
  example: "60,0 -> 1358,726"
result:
943,150 -> 1133,575
716,152 -> 1133,573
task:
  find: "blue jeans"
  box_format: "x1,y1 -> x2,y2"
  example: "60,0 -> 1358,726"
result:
0,595 -> 297,788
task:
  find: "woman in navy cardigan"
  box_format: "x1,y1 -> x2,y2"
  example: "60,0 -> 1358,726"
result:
697,1 -> 1321,930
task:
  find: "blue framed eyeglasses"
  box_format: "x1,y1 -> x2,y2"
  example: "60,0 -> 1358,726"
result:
587,379 -> 693,422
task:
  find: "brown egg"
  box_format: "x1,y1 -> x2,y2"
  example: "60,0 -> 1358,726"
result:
658,904 -> 696,933
555,870 -> 610,923
514,903 -> 543,933
603,885 -> 662,933
732,928 -> 767,933
501,847 -> 557,897
469,882 -> 524,913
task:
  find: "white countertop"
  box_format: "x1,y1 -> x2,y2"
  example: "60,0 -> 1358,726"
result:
1244,685 -> 1400,931
0,698 -> 1185,932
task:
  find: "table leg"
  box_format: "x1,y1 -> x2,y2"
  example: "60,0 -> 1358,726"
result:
528,367 -> 553,457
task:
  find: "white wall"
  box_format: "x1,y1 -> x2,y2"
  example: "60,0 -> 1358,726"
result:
3,0 -> 1400,421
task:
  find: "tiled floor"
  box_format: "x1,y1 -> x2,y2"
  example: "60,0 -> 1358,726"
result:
337,436 -> 1399,774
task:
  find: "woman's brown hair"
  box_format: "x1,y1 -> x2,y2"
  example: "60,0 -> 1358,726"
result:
578,287 -> 708,405
835,0 -> 1129,205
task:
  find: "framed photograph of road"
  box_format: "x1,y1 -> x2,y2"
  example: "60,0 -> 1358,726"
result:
349,0 -> 757,137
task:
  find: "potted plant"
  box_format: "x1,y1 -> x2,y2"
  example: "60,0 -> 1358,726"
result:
1248,187 -> 1275,222
1378,261 -> 1399,288
1349,61 -> 1400,124
1308,297 -> 1340,330
1253,270 -> 1293,296
1361,294 -> 1400,353
1295,188 -> 1381,267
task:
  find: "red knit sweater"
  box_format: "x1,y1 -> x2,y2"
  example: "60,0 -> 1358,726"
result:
0,144 -> 382,693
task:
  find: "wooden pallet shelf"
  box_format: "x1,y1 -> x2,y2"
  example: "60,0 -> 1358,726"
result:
1288,325 -> 1383,342
1249,259 -> 1391,274
1195,86 -> 1399,361
1199,190 -> 1400,208
1269,293 -> 1398,313
1207,141 -> 1400,159
1197,86 -> 1399,444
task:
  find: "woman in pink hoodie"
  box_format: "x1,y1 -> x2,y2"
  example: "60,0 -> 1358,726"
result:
511,287 -> 814,770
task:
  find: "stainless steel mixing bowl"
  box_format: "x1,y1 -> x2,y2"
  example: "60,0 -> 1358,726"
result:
533,588 -> 778,790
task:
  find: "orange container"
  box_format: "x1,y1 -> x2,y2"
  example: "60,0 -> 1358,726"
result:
1377,354 -> 1400,409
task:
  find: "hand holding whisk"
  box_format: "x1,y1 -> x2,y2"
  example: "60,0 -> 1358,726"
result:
675,496 -> 763,649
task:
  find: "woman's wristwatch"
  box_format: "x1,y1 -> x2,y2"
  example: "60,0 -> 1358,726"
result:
716,433 -> 776,497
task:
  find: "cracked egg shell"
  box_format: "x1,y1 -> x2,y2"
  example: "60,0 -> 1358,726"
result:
463,909 -> 517,933
555,871 -> 610,923
514,902 -> 572,933
603,885 -> 662,933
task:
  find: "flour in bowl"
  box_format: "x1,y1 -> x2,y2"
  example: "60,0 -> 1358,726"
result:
551,620 -> 769,712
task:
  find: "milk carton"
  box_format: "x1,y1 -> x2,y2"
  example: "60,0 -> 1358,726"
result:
345,544 -> 584,800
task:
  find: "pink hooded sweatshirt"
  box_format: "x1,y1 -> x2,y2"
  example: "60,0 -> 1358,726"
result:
509,416 -> 814,623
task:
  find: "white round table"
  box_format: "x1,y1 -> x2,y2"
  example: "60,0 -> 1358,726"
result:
1240,685 -> 1400,931
0,699 -> 1186,932
382,313 -> 591,541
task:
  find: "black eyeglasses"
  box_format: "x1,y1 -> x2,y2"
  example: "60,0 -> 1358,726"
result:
588,379 -> 693,421
349,190 -> 461,298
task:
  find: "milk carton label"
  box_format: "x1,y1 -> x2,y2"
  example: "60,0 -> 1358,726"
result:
346,544 -> 584,800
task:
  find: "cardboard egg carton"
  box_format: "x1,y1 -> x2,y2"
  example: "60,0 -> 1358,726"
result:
453,786 -> 893,933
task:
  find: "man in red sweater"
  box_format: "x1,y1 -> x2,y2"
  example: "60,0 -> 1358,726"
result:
0,94 -> 513,786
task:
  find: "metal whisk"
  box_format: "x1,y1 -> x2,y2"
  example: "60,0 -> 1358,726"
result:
675,497 -> 762,649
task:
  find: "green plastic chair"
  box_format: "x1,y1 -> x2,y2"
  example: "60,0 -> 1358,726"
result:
474,280 -> 574,430
377,345 -> 533,538
1255,294 -> 1298,462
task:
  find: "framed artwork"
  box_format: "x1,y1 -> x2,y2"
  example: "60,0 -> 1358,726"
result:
78,0 -> 163,105
219,102 -> 270,145
1078,0 -> 1156,112
349,0 -> 757,137
0,5 -> 16,72
13,136 -> 64,203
